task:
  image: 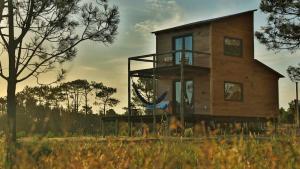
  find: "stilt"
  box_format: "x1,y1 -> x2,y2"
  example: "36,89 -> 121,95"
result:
115,118 -> 119,136
101,118 -> 105,137
128,58 -> 132,137
180,50 -> 185,134
204,120 -> 209,136
152,55 -> 157,135
274,117 -> 278,135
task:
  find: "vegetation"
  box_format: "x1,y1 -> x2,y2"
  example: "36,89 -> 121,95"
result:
0,133 -> 299,169
130,78 -> 154,116
255,0 -> 300,52
93,82 -> 119,115
0,0 -> 119,166
278,100 -> 300,124
0,79 -> 120,137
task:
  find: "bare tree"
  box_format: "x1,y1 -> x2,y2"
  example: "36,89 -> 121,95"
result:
0,0 -> 119,166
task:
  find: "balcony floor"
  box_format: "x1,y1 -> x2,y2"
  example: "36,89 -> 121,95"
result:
130,65 -> 210,78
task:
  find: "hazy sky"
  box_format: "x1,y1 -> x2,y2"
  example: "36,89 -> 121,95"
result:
0,0 -> 298,113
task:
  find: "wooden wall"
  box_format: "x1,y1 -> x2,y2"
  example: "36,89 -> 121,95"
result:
155,25 -> 211,114
210,12 -> 280,117
156,24 -> 211,68
156,73 -> 211,115
153,11 -> 281,118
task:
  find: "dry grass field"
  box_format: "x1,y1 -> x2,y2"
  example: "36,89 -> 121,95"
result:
0,132 -> 299,169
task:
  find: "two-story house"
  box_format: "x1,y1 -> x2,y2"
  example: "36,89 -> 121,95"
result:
127,10 -> 283,133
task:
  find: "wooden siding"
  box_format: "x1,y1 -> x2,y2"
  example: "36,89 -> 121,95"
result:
153,11 -> 281,118
155,24 -> 212,114
156,24 -> 211,68
210,12 -> 280,117
156,73 -> 211,115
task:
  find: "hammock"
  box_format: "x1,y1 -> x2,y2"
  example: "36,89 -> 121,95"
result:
132,82 -> 168,106
146,101 -> 169,110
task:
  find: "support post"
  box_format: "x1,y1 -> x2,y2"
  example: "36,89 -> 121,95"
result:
101,117 -> 105,137
115,118 -> 119,136
204,120 -> 209,136
128,58 -> 132,136
180,50 -> 185,134
296,82 -> 299,128
152,54 -> 157,134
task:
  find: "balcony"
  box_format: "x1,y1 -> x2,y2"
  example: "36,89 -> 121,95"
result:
129,50 -> 211,78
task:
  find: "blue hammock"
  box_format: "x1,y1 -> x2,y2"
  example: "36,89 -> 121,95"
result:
146,101 -> 169,110
132,82 -> 168,109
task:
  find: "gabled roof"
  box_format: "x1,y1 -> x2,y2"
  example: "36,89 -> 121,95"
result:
254,59 -> 284,78
152,9 -> 257,34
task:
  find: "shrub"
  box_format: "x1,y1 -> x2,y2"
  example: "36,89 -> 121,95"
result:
46,131 -> 56,138
17,131 -> 27,138
184,128 -> 194,137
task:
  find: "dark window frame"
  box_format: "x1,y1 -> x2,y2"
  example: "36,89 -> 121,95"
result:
172,34 -> 194,65
224,81 -> 244,102
223,36 -> 243,57
172,79 -> 195,114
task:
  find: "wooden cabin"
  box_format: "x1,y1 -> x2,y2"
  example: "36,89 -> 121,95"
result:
127,10 -> 283,131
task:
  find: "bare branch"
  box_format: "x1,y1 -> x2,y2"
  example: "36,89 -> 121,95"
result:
17,38 -> 85,82
0,0 -> 8,48
0,61 -> 8,80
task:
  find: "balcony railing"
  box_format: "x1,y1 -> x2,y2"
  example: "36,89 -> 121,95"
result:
129,50 -> 211,69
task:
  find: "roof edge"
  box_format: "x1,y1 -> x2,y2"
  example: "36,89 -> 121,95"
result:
152,9 -> 257,34
254,59 -> 284,78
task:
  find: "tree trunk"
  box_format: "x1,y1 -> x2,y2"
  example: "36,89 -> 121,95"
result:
6,0 -> 17,166
6,74 -> 17,168
85,91 -> 88,116
103,104 -> 106,116
66,93 -> 70,111
76,91 -> 79,113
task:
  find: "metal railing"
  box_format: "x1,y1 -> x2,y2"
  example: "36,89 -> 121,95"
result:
129,50 -> 211,69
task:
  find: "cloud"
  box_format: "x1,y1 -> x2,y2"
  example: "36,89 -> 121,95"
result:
134,0 -> 184,35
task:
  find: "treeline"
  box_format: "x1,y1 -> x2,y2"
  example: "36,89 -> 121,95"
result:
279,100 -> 300,124
0,79 -> 121,136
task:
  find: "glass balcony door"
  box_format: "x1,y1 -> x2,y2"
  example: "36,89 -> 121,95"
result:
174,35 -> 193,65
174,80 -> 194,114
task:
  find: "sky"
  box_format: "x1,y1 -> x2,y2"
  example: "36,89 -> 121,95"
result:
0,0 -> 299,113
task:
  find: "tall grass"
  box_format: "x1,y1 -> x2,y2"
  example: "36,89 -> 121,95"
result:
0,135 -> 298,169
0,136 -> 4,169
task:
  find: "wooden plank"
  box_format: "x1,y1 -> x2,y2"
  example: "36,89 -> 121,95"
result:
131,58 -> 155,62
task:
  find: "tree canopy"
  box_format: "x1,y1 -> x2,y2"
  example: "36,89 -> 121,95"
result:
287,64 -> 300,82
255,0 -> 300,52
0,0 -> 119,165
0,0 -> 119,82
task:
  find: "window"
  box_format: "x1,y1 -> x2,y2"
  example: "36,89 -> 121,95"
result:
174,35 -> 193,65
224,82 -> 243,101
224,37 -> 243,57
174,80 -> 194,114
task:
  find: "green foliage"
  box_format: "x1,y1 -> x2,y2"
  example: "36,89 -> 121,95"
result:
131,78 -> 154,115
0,137 -> 4,169
93,82 -> 120,115
0,80 -> 122,136
46,131 -> 56,138
278,99 -> 300,124
17,131 -> 27,138
184,128 -> 194,137
255,0 -> 300,52
106,109 -> 117,116
287,65 -> 300,82
280,107 -> 295,124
